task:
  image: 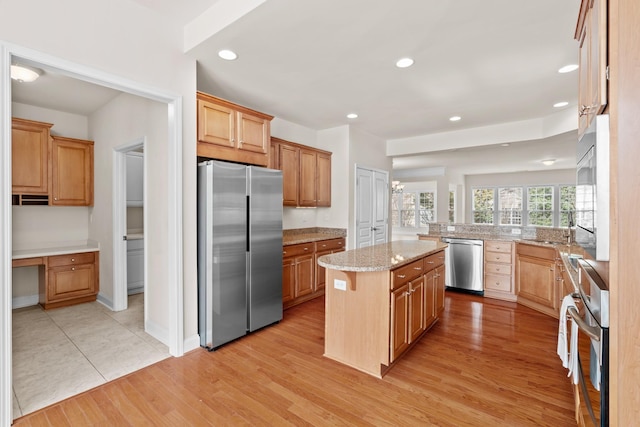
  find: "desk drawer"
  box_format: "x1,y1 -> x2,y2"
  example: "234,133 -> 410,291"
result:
48,252 -> 95,268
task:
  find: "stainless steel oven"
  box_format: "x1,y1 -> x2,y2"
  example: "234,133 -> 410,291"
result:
568,259 -> 609,426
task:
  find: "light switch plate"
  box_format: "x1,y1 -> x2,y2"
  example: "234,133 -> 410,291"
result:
511,228 -> 522,235
447,226 -> 455,232
334,279 -> 347,291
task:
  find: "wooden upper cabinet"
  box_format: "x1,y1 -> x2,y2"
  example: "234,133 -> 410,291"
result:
51,136 -> 94,206
299,148 -> 317,207
197,91 -> 273,166
576,0 -> 607,140
12,118 -> 53,196
271,136 -> 332,207
316,152 -> 331,207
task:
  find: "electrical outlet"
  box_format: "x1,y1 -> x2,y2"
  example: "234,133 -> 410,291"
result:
511,228 -> 522,235
447,226 -> 455,232
334,279 -> 347,291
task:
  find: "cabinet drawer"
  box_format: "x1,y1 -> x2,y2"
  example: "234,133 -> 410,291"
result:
485,262 -> 511,276
48,252 -> 95,268
392,259 -> 424,290
485,251 -> 511,264
315,238 -> 344,252
423,251 -> 445,269
485,241 -> 512,254
516,243 -> 556,260
283,243 -> 314,258
484,273 -> 512,293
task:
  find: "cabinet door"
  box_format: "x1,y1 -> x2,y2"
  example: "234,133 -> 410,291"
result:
282,257 -> 295,304
315,250 -> 330,292
51,137 -> 94,206
294,254 -> 314,298
11,118 -> 51,195
237,112 -> 269,154
588,0 -> 607,119
299,149 -> 317,207
391,285 -> 409,362
516,255 -> 556,309
577,23 -> 589,140
409,276 -> 425,342
197,99 -> 235,147
435,265 -> 445,315
48,263 -> 96,301
424,269 -> 437,328
280,144 -> 300,206
269,140 -> 280,170
316,152 -> 331,207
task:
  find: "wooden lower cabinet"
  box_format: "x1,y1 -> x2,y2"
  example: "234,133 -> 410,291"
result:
41,251 -> 100,309
435,264 -> 445,315
484,240 -> 516,302
515,243 -> 559,318
283,237 -> 345,309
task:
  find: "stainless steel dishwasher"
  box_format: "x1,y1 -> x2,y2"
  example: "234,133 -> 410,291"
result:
441,237 -> 484,294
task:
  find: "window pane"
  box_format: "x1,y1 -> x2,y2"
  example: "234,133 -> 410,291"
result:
560,185 -> 576,227
449,191 -> 455,223
498,187 -> 522,225
527,186 -> 553,226
419,192 -> 435,226
472,188 -> 494,224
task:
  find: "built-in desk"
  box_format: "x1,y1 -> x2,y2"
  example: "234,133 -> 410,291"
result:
12,243 -> 100,309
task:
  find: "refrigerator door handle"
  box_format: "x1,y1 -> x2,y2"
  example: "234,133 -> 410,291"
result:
246,195 -> 250,252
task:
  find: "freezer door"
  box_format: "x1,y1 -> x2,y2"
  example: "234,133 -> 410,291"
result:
198,160 -> 248,349
247,166 -> 283,331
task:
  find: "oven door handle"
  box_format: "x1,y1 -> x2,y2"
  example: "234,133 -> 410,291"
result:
568,307 -> 601,341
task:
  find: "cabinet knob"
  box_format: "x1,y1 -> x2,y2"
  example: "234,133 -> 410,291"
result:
71,267 -> 75,271
304,247 -> 309,251
54,197 -> 58,201
71,258 -> 75,262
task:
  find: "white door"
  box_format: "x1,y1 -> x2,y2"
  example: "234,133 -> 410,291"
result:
355,166 -> 389,248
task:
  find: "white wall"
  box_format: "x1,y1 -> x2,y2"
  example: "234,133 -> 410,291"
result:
12,102 -> 89,139
89,93 -> 169,337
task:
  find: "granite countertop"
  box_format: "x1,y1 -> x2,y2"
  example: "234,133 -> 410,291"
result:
317,240 -> 448,272
12,241 -> 100,260
283,232 -> 345,246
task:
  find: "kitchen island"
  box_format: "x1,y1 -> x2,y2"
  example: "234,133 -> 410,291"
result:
318,240 -> 447,378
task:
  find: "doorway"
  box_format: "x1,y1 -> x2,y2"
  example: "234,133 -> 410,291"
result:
355,165 -> 389,248
1,43 -> 184,424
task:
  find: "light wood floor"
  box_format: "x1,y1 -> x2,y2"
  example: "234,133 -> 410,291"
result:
14,292 -> 575,426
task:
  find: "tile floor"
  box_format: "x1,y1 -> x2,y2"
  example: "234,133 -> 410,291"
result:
12,294 -> 169,418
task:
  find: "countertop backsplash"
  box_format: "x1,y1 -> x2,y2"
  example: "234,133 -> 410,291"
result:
418,222 -> 573,244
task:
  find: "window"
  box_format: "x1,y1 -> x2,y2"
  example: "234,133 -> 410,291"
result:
527,186 -> 554,226
472,188 -> 494,224
498,187 -> 522,225
449,190 -> 455,223
560,185 -> 576,227
392,191 -> 435,227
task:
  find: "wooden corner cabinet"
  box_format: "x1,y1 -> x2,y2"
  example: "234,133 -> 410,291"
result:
51,136 -> 94,206
283,237 -> 345,309
515,243 -> 559,318
270,137 -> 332,207
197,91 -> 273,167
484,240 -> 516,302
11,118 -> 53,204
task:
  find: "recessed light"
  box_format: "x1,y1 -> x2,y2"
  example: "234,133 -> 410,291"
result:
218,49 -> 238,61
553,101 -> 569,108
558,64 -> 579,73
542,159 -> 556,166
501,143 -> 510,147
346,113 -> 358,119
395,58 -> 414,68
449,116 -> 461,122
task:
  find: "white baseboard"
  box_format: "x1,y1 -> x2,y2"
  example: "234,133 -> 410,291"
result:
145,318 -> 169,346
12,295 -> 39,309
96,293 -> 114,311
183,334 -> 201,353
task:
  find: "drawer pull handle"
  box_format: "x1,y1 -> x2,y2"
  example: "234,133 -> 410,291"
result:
397,274 -> 406,279
413,267 -> 422,270
426,261 -> 434,264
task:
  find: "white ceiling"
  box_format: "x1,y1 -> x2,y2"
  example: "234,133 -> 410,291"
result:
11,0 -> 581,176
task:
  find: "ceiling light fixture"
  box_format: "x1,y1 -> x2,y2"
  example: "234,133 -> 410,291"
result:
553,101 -> 569,108
10,64 -> 42,82
449,116 -> 461,122
395,58 -> 414,68
218,49 -> 238,61
501,143 -> 510,147
558,64 -> 579,73
542,159 -> 556,166
346,113 -> 358,119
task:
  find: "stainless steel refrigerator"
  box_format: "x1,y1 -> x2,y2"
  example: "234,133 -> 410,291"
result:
197,160 -> 283,350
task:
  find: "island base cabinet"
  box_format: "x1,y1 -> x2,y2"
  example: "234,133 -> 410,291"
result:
324,269 -> 392,378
